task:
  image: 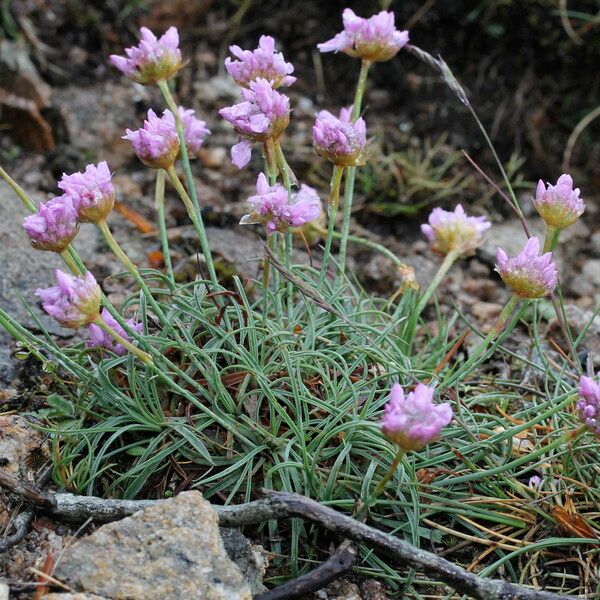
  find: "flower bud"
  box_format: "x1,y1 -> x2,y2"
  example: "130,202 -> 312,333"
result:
110,26 -> 182,85
58,161 -> 115,223
495,237 -> 557,298
421,205 -> 491,256
381,383 -> 453,451
36,270 -> 101,328
313,107 -> 367,167
87,308 -> 142,356
533,174 -> 584,229
23,195 -> 79,252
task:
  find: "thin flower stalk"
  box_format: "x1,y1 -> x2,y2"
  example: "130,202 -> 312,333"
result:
153,169 -> 173,282
91,315 -> 152,365
319,165 -> 345,282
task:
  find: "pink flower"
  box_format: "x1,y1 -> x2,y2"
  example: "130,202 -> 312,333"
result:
421,205 -> 491,256
240,173 -> 321,233
58,161 -> 115,223
318,9 -> 409,62
225,35 -> 296,88
578,376 -> 600,437
87,308 -> 142,356
36,270 -> 101,328
164,107 -> 211,157
534,174 -> 584,228
123,109 -> 180,169
381,383 -> 452,451
218,78 -> 290,169
496,237 -> 557,298
528,475 -> 542,489
23,195 -> 79,252
109,26 -> 182,85
313,107 -> 367,167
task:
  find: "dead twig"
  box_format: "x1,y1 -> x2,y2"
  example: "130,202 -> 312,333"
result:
0,473 -> 575,600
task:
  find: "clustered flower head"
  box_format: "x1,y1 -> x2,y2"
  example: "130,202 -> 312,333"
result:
534,173 -> 584,229
36,270 -> 101,329
318,8 -> 409,62
88,308 -> 142,356
578,376 -> 600,437
123,109 -> 180,169
240,173 -> 321,233
219,78 -> 290,169
421,204 -> 491,256
164,107 -> 211,157
109,26 -> 182,85
496,237 -> 557,298
22,195 -> 79,253
313,107 -> 367,167
225,35 -> 296,88
381,383 -> 453,452
58,161 -> 115,224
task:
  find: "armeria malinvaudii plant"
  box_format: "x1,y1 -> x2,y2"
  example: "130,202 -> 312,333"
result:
0,11 -> 597,596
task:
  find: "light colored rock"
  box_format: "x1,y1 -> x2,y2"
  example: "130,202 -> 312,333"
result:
43,595 -> 108,600
54,491 -> 252,600
220,528 -> 268,595
0,415 -> 48,480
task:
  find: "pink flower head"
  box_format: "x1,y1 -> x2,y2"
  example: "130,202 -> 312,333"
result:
534,174 -> 584,228
109,26 -> 182,85
22,195 -> 79,253
240,173 -> 321,233
87,308 -> 142,356
528,475 -> 542,489
36,270 -> 101,328
318,9 -> 409,62
123,109 -> 180,169
381,383 -> 453,451
218,78 -> 290,169
58,161 -> 115,223
225,35 -> 296,88
495,237 -> 557,298
421,204 -> 491,256
578,376 -> 600,437
313,107 -> 367,167
164,107 -> 211,157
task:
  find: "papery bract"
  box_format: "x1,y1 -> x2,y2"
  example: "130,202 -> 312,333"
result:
381,383 -> 452,451
225,35 -> 296,88
495,237 -> 557,298
421,204 -> 491,256
23,195 -> 79,252
318,9 -> 409,62
123,109 -> 180,169
87,308 -> 142,356
578,376 -> 600,437
36,270 -> 101,328
110,26 -> 182,85
240,173 -> 321,233
58,161 -> 115,223
534,174 -> 584,229
313,107 -> 367,167
218,78 -> 290,169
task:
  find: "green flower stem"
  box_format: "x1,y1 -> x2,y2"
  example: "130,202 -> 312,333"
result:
157,80 -> 217,287
92,316 -> 152,365
0,165 -> 36,212
543,226 -> 561,253
354,447 -> 405,520
319,165 -> 345,283
415,250 -> 459,316
59,250 -> 83,275
274,142 -> 296,189
165,165 -> 218,287
338,59 -> 371,275
155,170 -> 174,281
264,138 -> 279,185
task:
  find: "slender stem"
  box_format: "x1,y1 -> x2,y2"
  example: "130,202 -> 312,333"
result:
415,251 -> 459,316
338,60 -> 371,275
155,170 -> 173,281
92,317 -> 152,365
264,139 -> 279,185
543,226 -> 561,253
165,166 -> 218,286
0,165 -> 37,212
354,447 -> 405,520
274,142 -> 296,189
158,80 -> 217,286
319,165 -> 345,283
59,250 -> 82,275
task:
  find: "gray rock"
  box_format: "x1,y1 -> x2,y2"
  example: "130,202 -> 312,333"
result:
0,415 -> 48,480
478,219 -> 544,265
43,595 -> 108,600
220,528 -> 267,595
54,491 -> 252,600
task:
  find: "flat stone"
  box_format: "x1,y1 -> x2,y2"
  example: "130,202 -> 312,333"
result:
54,491 -> 252,600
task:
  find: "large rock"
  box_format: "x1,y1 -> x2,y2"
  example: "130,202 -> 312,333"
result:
53,491 -> 252,600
